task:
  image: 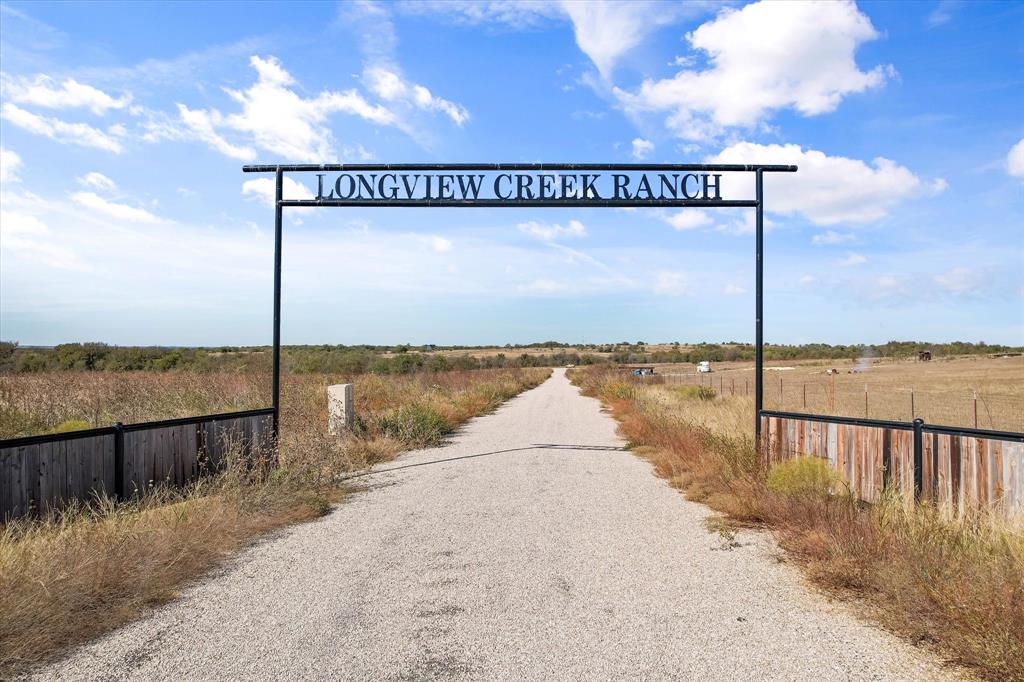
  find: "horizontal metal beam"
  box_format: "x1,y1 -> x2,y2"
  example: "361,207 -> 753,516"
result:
922,423 -> 1024,443
0,407 -> 276,449
244,163 -> 798,173
759,409 -> 914,431
279,199 -> 760,208
758,409 -> 1024,441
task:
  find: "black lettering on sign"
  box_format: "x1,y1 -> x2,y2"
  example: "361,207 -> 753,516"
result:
309,171 -> 731,203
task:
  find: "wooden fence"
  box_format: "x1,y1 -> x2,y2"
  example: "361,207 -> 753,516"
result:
760,410 -> 1024,516
1,408 -> 274,520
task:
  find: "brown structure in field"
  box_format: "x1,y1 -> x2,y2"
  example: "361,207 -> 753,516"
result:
0,410 -> 273,520
918,350 -> 932,361
761,412 -> 1024,517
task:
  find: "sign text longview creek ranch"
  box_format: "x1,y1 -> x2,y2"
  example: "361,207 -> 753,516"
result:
314,171 -> 724,202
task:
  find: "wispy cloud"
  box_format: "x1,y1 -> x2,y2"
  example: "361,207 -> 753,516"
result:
0,148 -> 22,182
2,103 -> 124,152
518,219 -> 586,241
70,191 -> 165,223
837,252 -> 866,267
1,73 -> 131,114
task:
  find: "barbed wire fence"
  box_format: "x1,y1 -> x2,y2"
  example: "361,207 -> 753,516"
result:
647,371 -> 1022,432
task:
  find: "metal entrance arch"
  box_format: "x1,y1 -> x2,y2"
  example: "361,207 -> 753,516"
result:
242,163 -> 798,444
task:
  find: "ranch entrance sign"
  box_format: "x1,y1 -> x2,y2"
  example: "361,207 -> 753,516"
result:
6,162 -> 1024,520
241,162 -> 798,442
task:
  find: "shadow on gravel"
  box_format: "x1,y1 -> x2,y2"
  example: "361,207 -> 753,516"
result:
341,444 -> 625,481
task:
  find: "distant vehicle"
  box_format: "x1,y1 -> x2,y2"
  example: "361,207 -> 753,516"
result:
697,361 -> 712,373
631,366 -> 655,376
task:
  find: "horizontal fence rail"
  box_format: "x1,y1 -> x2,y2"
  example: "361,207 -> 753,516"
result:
760,410 -> 1024,517
0,408 -> 274,520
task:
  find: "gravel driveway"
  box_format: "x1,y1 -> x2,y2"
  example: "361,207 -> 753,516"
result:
36,369 -> 959,681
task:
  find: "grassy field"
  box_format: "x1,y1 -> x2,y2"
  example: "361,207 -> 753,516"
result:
0,367 -> 549,676
642,355 -> 1024,431
570,366 -> 1023,681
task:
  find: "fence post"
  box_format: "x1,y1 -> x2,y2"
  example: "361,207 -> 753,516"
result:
912,418 -> 924,501
113,422 -> 125,501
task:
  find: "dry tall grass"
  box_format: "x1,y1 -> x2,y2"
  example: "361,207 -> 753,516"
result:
0,367 -> 549,676
571,367 -> 1024,681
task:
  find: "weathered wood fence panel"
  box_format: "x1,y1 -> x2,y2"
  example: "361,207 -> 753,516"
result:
761,412 -> 1024,517
0,409 -> 274,520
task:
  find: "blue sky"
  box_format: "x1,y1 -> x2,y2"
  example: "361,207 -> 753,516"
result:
1,0 -> 1022,347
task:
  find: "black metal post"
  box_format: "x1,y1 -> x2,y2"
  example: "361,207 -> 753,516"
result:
912,417 -> 924,501
113,421 -> 124,500
754,170 -> 764,446
272,168 -> 283,438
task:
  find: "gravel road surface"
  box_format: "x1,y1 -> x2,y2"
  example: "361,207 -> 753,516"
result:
36,369 -> 958,681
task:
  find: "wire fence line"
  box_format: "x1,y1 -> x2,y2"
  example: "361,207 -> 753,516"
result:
643,372 -> 1023,433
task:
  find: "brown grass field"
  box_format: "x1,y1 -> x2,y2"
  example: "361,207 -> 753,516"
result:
643,355 -> 1024,432
570,367 -> 1023,681
0,368 -> 550,676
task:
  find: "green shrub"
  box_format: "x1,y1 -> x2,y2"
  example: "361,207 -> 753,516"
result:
371,403 -> 449,448
676,385 -> 717,401
767,456 -> 843,498
600,381 -> 636,401
0,406 -> 49,438
49,420 -> 94,434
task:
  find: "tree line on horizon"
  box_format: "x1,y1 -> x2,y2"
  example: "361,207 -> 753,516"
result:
0,340 -> 1019,375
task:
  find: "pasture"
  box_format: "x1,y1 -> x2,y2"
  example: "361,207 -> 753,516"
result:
646,355 -> 1023,432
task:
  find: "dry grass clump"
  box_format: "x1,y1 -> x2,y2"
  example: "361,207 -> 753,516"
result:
570,367 -> 1024,681
0,367 -> 549,676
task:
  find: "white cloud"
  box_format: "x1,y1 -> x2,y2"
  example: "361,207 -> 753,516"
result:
654,271 -> 694,296
0,208 -> 90,271
631,137 -> 654,160
518,219 -> 586,241
0,148 -> 22,183
662,210 -> 713,231
934,266 -> 981,294
871,274 -> 909,299
2,103 -> 124,153
76,172 -> 117,191
426,235 -> 453,253
340,2 -> 471,144
723,283 -> 746,295
70,192 -> 164,224
364,67 -> 469,125
799,274 -> 817,286
1008,138 -> 1024,177
710,142 -> 946,225
837,252 -> 866,267
163,55 -> 400,162
2,74 -> 131,114
615,0 -> 891,139
561,1 -> 687,78
173,104 -> 256,160
811,230 -> 854,245
926,0 -> 961,28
